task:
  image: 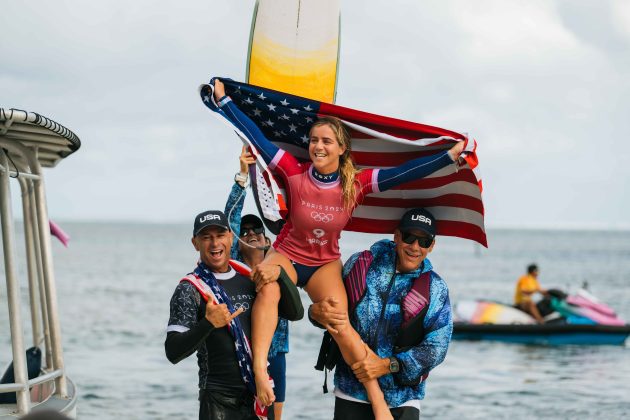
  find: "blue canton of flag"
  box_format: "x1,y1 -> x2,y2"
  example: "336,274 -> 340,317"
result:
202,79 -> 321,151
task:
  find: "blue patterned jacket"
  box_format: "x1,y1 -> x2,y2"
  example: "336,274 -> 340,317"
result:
334,239 -> 452,406
224,182 -> 289,356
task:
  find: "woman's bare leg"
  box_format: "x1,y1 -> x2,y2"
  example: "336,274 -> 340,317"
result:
305,260 -> 392,420
251,249 -> 297,406
273,402 -> 284,420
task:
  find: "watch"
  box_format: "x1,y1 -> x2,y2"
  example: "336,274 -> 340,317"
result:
389,357 -> 400,373
234,172 -> 248,184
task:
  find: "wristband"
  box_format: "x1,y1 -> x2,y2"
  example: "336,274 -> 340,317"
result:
234,172 -> 248,184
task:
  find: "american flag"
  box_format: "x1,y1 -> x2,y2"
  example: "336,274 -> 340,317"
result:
200,78 -> 487,247
190,260 -> 269,419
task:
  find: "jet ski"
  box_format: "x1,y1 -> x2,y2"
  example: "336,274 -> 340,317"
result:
452,288 -> 630,345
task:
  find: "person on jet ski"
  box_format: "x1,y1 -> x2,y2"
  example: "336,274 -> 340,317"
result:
514,264 -> 549,323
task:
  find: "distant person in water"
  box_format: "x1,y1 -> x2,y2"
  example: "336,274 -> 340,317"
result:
514,264 -> 548,323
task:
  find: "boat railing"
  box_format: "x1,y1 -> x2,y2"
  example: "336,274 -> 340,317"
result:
1,108 -> 79,417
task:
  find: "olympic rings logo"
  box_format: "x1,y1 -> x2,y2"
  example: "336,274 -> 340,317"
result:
311,212 -> 334,223
233,302 -> 250,311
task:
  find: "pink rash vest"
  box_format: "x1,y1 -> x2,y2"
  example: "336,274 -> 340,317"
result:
270,150 -> 378,266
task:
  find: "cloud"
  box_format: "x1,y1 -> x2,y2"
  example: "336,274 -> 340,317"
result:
2,0 -> 628,229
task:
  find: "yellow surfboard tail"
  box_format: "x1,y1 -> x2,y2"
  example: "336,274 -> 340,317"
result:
246,0 -> 341,103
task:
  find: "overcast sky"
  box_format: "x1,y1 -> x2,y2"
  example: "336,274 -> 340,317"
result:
2,0 -> 629,230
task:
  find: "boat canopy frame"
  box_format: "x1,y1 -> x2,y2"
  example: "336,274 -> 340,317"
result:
0,108 -> 80,417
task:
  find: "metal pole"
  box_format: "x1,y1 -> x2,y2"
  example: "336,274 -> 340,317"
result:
1,140 -> 53,367
30,149 -> 68,396
29,179 -> 53,368
0,151 -> 31,413
18,175 -> 43,347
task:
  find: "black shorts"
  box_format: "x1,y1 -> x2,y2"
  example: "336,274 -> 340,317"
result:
199,388 -> 275,420
333,397 -> 419,420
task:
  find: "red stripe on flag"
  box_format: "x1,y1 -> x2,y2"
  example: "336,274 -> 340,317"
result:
439,220 -> 488,247
385,169 -> 480,190
319,103 -> 466,141
462,152 -> 478,171
361,194 -> 485,215
346,218 -> 487,247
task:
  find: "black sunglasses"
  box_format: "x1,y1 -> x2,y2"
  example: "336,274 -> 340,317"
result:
239,226 -> 265,237
401,231 -> 433,248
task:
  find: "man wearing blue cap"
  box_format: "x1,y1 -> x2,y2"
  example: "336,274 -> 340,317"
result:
311,208 -> 453,420
165,210 -> 293,419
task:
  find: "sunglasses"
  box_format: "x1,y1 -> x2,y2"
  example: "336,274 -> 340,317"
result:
401,231 -> 434,248
239,226 -> 265,237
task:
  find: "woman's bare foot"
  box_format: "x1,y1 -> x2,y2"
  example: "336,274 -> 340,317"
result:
254,371 -> 275,407
448,141 -> 465,161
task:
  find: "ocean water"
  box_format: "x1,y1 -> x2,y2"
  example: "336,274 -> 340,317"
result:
1,224 -> 629,419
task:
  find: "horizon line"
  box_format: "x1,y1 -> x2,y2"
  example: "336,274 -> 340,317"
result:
11,218 -> 630,232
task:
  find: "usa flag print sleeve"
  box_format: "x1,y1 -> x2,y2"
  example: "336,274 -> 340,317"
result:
393,274 -> 453,385
224,182 -> 245,260
371,151 -> 455,194
165,282 -> 215,364
218,96 -> 283,165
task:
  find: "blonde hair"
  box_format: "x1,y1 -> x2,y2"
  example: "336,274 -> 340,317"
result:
309,116 -> 360,209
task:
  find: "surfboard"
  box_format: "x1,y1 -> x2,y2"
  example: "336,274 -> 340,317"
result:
246,0 -> 341,103
245,0 -> 341,233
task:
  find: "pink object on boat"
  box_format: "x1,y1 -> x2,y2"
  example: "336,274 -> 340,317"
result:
567,295 -> 617,317
49,220 -> 70,247
558,299 -> 626,326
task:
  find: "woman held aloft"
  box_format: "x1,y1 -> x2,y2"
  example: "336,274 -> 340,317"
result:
212,79 -> 463,420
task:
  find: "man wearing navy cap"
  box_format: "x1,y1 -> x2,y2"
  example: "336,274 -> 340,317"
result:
311,208 -> 453,420
165,210 -> 278,419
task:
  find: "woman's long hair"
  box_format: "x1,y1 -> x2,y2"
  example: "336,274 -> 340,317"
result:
309,116 -> 360,210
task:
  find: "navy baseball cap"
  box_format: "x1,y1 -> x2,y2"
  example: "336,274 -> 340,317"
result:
398,208 -> 436,238
193,210 -> 230,236
241,214 -> 264,230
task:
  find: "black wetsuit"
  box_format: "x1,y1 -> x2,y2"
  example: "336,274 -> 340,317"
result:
165,267 -> 272,420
